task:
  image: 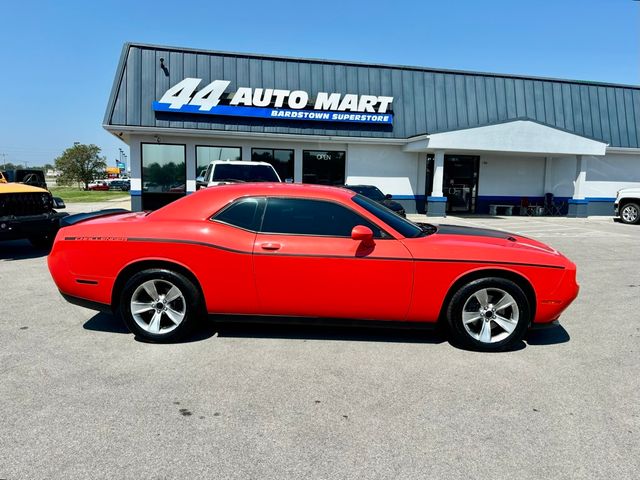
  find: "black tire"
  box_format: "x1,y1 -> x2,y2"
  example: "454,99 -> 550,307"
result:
119,268 -> 201,342
446,277 -> 531,352
620,202 -> 640,225
28,234 -> 55,250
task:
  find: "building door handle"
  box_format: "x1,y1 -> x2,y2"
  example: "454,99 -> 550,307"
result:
260,242 -> 281,251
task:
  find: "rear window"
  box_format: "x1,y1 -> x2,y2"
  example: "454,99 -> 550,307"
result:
212,197 -> 265,231
212,164 -> 279,182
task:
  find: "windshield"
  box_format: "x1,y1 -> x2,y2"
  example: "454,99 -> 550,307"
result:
347,185 -> 385,201
212,164 -> 279,182
352,194 -> 432,238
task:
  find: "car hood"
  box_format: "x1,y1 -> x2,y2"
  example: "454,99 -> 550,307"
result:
406,223 -> 569,267
0,182 -> 48,194
618,187 -> 640,196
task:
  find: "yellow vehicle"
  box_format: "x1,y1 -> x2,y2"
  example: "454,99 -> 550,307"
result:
0,181 -> 67,249
0,171 -> 7,183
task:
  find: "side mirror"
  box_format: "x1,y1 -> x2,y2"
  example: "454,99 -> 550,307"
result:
52,197 -> 66,209
385,193 -> 393,199
351,225 -> 374,246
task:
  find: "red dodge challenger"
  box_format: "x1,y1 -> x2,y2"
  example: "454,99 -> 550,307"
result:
48,183 -> 579,351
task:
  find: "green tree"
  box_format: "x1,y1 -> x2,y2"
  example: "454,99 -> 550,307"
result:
54,144 -> 106,189
2,162 -> 24,171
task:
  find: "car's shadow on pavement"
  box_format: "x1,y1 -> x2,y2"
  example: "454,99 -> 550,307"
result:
83,312 -> 130,334
83,312 -> 571,348
526,324 -> 571,346
82,312 -> 446,344
212,321 -> 447,345
0,240 -> 49,260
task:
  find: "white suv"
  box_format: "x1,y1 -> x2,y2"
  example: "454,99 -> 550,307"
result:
614,188 -> 640,224
197,161 -> 281,188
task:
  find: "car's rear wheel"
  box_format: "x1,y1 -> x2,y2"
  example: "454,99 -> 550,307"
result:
620,202 -> 640,225
446,277 -> 530,351
119,269 -> 201,342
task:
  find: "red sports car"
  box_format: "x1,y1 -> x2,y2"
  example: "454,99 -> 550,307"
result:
48,183 -> 579,351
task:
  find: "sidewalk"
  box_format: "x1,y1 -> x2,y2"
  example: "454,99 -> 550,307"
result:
64,197 -> 131,215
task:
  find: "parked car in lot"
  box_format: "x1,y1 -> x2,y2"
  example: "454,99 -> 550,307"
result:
49,183 -> 579,351
344,184 -> 406,217
86,180 -> 110,191
197,160 -> 281,189
1,181 -> 67,248
109,180 -> 130,191
614,188 -> 640,224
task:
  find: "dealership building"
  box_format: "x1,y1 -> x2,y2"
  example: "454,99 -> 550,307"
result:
104,42 -> 640,216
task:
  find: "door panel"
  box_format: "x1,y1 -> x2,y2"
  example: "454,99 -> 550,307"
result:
252,234 -> 414,321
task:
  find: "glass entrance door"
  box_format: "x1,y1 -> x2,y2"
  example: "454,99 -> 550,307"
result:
443,155 -> 479,213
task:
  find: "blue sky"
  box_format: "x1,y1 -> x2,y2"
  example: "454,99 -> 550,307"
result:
0,0 -> 637,168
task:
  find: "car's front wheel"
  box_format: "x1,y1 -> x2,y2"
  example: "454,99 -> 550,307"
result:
119,269 -> 201,342
446,277 -> 530,351
620,202 -> 640,225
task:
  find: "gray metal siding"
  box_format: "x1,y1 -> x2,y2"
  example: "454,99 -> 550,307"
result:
105,44 -> 640,148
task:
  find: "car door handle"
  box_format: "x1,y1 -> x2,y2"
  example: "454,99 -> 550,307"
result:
260,242 -> 281,251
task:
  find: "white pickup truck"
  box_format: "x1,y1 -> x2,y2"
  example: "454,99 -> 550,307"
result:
197,160 -> 282,188
614,188 -> 640,224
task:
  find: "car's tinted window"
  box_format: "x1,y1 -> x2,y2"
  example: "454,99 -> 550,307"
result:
352,194 -> 425,238
212,197 -> 265,231
212,164 -> 279,182
261,198 -> 384,237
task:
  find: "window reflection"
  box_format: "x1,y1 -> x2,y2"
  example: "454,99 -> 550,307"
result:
252,148 -> 294,182
302,150 -> 345,185
141,144 -> 186,193
196,146 -> 242,178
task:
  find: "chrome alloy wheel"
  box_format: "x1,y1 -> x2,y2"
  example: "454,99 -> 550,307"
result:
130,279 -> 186,335
622,204 -> 639,223
462,288 -> 519,344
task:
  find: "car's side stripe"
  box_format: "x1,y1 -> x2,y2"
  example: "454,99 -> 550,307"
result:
64,236 -> 565,269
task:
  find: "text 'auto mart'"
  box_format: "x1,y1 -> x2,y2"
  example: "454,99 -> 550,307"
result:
104,43 -> 640,216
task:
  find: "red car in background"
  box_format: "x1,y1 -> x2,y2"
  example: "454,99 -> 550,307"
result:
86,181 -> 110,191
48,183 -> 579,351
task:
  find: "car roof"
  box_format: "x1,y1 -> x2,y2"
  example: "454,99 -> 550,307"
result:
152,183 -> 357,220
210,160 -> 272,166
202,182 -> 354,199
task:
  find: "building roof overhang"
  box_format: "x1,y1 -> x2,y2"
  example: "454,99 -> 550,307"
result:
404,119 -> 608,156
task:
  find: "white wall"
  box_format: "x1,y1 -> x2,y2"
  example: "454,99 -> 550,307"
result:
546,152 -> 640,198
478,154 -> 545,196
346,144 -> 420,196
583,153 -> 640,197
546,156 -> 577,197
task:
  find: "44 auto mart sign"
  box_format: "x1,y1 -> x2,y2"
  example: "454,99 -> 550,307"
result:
153,78 -> 394,125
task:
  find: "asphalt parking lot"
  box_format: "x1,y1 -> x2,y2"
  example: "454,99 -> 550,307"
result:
1,207 -> 639,479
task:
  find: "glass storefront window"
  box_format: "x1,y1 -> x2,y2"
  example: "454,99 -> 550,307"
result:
252,148 -> 294,182
196,146 -> 242,178
141,143 -> 186,193
302,150 -> 345,185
